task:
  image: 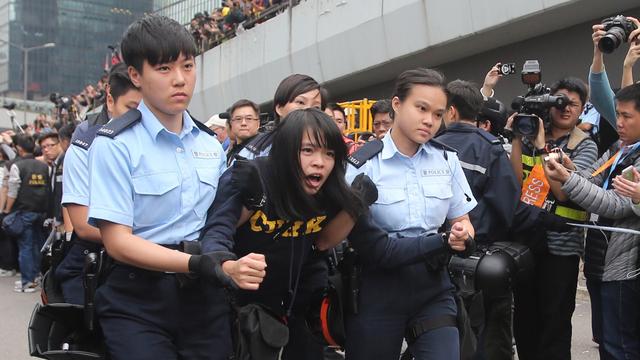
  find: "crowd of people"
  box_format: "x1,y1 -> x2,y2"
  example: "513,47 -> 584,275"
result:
2,9 -> 640,360
189,0 -> 290,53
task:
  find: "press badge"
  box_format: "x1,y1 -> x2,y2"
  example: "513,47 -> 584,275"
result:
192,151 -> 219,159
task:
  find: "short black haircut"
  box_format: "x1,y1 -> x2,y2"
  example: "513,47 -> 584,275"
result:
38,132 -> 59,146
228,99 -> 259,121
615,83 -> 640,112
325,103 -> 346,118
273,74 -> 323,122
391,68 -> 446,118
550,77 -> 588,107
108,63 -> 138,101
446,80 -> 484,121
121,15 -> 196,74
58,123 -> 76,141
265,108 -> 365,221
15,134 -> 35,154
370,99 -> 392,117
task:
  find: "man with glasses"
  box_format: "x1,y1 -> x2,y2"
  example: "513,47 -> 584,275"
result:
371,99 -> 393,139
226,99 -> 261,163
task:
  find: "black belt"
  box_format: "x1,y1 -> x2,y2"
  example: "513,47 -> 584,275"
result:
112,243 -> 188,275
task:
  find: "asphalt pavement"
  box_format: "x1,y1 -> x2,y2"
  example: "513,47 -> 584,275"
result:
0,273 -> 601,360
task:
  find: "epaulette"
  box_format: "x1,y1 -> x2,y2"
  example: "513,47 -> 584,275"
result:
244,133 -> 271,155
347,139 -> 383,169
475,129 -> 502,145
193,118 -> 217,138
96,109 -> 142,138
429,138 -> 458,154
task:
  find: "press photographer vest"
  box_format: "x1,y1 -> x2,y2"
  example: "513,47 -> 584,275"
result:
520,128 -> 589,222
14,155 -> 50,213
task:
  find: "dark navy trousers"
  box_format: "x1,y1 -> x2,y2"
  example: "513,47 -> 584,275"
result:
95,264 -> 232,360
345,264 -> 459,360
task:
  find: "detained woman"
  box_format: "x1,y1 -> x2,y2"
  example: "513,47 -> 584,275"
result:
199,108 -> 469,358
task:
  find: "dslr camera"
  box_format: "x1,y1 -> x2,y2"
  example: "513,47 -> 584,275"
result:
598,15 -> 638,54
49,92 -> 73,111
511,60 -> 569,137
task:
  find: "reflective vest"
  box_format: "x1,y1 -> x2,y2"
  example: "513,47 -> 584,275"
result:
520,128 -> 589,222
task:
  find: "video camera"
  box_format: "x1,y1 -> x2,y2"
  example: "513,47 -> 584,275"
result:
598,15 -> 638,54
49,92 -> 73,111
510,60 -> 569,137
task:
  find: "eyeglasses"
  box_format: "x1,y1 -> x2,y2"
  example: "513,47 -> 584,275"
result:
231,116 -> 259,123
373,120 -> 392,127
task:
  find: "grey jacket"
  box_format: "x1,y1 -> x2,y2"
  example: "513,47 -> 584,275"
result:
562,148 -> 640,282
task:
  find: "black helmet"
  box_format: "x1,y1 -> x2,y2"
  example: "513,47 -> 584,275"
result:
28,303 -> 106,359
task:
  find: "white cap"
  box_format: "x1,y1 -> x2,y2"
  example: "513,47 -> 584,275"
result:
205,114 -> 226,128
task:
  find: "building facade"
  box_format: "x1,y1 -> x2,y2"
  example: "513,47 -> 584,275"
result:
0,0 -> 152,100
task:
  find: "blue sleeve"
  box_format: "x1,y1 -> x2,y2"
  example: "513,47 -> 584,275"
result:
347,213 -> 445,268
589,69 -> 617,128
87,137 -> 134,227
199,168 -> 243,253
62,145 -> 89,206
479,151 -> 520,228
447,154 -> 477,219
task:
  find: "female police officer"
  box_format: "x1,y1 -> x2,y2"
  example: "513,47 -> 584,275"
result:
344,68 -> 477,360
87,15 -> 233,359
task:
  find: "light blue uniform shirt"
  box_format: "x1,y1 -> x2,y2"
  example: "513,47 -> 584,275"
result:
62,141 -> 90,206
88,101 -> 226,245
346,130 -> 477,238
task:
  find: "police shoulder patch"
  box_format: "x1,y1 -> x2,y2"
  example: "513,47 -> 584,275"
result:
96,109 -> 142,139
429,138 -> 458,154
347,139 -> 383,169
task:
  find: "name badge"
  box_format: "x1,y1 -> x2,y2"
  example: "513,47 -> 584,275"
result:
192,151 -> 219,159
421,169 -> 450,177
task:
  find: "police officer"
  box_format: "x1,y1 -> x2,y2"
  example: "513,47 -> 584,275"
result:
4,134 -> 50,292
55,62 -> 141,305
437,81 -> 519,360
345,68 -> 476,360
237,73 -> 324,160
87,15 -> 231,359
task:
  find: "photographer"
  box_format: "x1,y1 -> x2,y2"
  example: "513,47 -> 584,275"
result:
509,77 -> 597,360
544,82 -> 640,360
589,17 -> 640,131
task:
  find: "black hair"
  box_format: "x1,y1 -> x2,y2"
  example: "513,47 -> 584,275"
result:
121,15 -> 196,74
325,103 -> 346,118
446,80 -> 483,121
58,123 -> 76,141
15,134 -> 35,154
615,83 -> 640,112
273,74 -> 323,123
391,68 -> 446,119
38,132 -> 59,146
228,99 -> 260,121
108,63 -> 138,101
264,108 -> 365,221
370,99 -> 392,118
550,77 -> 588,108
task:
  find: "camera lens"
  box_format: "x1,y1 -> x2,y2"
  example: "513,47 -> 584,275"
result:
598,28 -> 625,53
514,115 -> 538,137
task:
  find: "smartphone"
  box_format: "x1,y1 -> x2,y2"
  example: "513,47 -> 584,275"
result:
621,165 -> 636,181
